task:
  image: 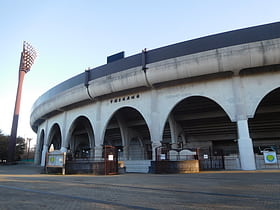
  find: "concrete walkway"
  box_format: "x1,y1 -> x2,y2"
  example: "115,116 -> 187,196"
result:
0,164 -> 279,209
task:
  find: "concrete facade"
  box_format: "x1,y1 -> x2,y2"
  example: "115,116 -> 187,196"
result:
31,22 -> 280,172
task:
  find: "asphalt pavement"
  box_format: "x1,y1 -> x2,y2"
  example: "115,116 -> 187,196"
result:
0,164 -> 279,210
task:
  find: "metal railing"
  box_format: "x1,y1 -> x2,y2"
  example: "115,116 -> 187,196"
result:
255,155 -> 280,169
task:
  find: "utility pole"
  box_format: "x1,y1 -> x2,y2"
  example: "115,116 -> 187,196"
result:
26,138 -> 32,160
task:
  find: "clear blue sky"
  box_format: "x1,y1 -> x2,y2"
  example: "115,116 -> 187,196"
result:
0,0 -> 280,146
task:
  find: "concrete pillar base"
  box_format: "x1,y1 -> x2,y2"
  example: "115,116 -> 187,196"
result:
60,147 -> 67,153
40,145 -> 48,166
237,120 -> 256,170
152,141 -> 162,161
94,145 -> 103,161
34,148 -> 41,165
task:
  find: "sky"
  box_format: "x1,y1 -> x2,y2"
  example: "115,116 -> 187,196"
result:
0,0 -> 280,147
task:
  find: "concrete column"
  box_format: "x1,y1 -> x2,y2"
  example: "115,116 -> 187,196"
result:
60,147 -> 67,153
168,114 -> 178,148
116,113 -> 129,160
237,120 -> 256,170
168,114 -> 186,149
40,145 -> 48,166
149,89 -> 163,161
152,141 -> 162,161
34,148 -> 41,165
60,112 -> 67,151
94,145 -> 103,161
34,135 -> 41,165
90,148 -> 95,158
123,145 -> 129,160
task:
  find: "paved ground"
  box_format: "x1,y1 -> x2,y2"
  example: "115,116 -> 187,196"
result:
0,164 -> 279,210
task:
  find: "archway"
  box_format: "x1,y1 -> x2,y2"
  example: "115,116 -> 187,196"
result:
36,130 -> 45,164
104,107 -> 152,160
249,88 -> 280,159
48,123 -> 62,151
162,96 -> 237,168
68,116 -> 94,159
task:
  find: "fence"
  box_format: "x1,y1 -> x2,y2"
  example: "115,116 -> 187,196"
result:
65,145 -> 119,175
255,154 -> 280,169
155,147 -> 225,172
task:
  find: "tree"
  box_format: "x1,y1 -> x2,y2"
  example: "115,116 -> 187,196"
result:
0,130 -> 8,161
0,130 -> 26,161
15,136 -> 26,160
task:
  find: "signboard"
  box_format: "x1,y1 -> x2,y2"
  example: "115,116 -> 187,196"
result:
160,154 -> 166,160
46,150 -> 66,168
263,151 -> 277,164
108,155 -> 114,161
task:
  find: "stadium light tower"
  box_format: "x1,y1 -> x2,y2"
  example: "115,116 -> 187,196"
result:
7,41 -> 37,163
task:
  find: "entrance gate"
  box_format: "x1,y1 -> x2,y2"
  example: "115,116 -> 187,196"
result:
198,148 -> 224,170
154,147 -> 225,172
104,145 -> 118,175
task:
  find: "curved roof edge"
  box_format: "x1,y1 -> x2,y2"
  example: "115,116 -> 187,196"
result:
32,22 -> 280,110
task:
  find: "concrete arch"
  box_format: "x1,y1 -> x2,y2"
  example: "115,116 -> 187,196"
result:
47,123 -> 62,151
100,105 -> 151,145
65,115 -> 95,147
37,128 -> 45,145
160,95 -> 237,154
239,72 -> 280,119
250,86 -> 280,118
160,94 -> 234,141
66,115 -> 95,158
248,87 -> 280,158
38,129 -> 45,150
34,129 -> 45,165
103,106 -> 152,160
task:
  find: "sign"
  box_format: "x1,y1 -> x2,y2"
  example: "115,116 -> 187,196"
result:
108,155 -> 114,161
47,150 -> 66,167
263,151 -> 277,164
160,154 -> 166,160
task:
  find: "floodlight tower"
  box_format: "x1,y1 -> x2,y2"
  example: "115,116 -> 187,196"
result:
7,41 -> 37,163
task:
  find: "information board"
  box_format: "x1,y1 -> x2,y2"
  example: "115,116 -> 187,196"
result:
46,151 -> 66,168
